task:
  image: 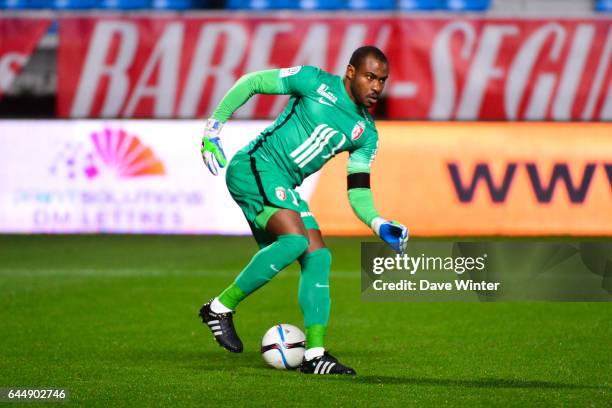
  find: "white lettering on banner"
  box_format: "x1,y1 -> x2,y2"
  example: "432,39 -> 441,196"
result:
596,28 -> 612,120
334,24 -> 367,75
235,23 -> 294,119
506,23 -> 566,120
553,24 -> 594,120
71,22 -> 138,117
124,23 -> 184,117
178,23 -> 247,118
424,20 -> 611,120
291,24 -> 330,68
582,26 -> 612,120
0,53 -> 27,93
375,24 -> 392,54
268,24 -> 332,117
600,30 -> 612,120
59,17 -> 612,120
430,22 -> 476,120
457,25 -> 518,119
602,87 -> 612,120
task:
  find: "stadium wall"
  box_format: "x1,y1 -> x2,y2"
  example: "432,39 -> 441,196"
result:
1,120 -> 610,236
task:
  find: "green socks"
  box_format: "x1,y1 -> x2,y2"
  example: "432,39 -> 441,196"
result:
299,248 -> 332,348
218,283 -> 246,311
218,234 -> 309,309
305,324 -> 326,349
217,238 -> 332,351
298,248 -> 332,328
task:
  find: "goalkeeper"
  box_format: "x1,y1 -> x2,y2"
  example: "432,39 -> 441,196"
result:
199,46 -> 408,376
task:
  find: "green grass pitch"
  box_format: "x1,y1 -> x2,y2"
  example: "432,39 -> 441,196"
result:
1,235 -> 610,406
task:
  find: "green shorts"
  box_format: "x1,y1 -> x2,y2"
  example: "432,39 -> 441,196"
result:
225,151 -> 319,248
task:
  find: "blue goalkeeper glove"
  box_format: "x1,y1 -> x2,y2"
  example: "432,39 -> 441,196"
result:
372,217 -> 409,254
201,118 -> 227,176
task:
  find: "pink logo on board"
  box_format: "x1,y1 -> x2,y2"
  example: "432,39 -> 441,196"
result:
50,127 -> 165,180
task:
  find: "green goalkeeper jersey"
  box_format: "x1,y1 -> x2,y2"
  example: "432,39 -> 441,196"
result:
214,66 -> 378,189
211,65 -> 382,228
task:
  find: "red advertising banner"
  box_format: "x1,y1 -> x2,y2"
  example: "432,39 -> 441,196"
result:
58,16 -> 393,119
0,18 -> 51,99
392,18 -> 612,121
58,16 -> 612,120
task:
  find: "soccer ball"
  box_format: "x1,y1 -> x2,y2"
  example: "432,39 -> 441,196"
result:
261,324 -> 305,369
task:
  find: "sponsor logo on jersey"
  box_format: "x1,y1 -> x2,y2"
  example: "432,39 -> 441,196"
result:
316,84 -> 337,106
279,66 -> 302,78
275,186 -> 286,201
318,98 -> 334,107
290,124 -> 347,169
351,121 -> 366,141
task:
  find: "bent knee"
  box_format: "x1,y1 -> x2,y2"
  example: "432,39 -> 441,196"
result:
277,234 -> 310,258
299,247 -> 332,270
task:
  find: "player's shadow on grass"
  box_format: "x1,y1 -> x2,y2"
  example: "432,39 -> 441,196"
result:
128,350 -> 611,391
131,349 -> 271,371
353,376 -> 610,390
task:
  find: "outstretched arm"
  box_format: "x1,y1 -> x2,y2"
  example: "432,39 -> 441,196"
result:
211,69 -> 285,123
201,66 -> 320,175
347,173 -> 379,228
347,139 -> 409,254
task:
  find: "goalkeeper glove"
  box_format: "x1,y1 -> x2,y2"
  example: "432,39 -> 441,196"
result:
201,118 -> 227,176
371,217 -> 409,255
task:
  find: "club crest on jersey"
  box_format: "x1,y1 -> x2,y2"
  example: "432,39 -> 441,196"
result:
351,121 -> 366,140
275,187 -> 286,201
